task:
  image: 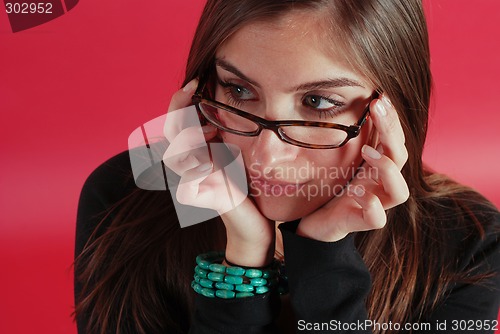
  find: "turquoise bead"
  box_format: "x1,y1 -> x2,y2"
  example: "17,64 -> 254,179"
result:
226,266 -> 245,276
196,251 -> 224,270
255,286 -> 270,294
250,278 -> 267,286
192,282 -> 204,295
201,287 -> 215,298
207,272 -> 225,282
215,282 -> 234,290
197,260 -> 210,270
244,269 -> 263,278
224,275 -> 244,285
199,278 -> 214,288
235,292 -> 254,298
209,263 -> 227,273
235,284 -> 254,292
193,251 -> 281,299
216,289 -> 236,299
195,266 -> 208,278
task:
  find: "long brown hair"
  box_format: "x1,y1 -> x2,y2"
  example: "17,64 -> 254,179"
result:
74,1 -> 498,333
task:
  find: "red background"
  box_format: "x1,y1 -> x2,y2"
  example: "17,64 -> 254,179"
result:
0,1 -> 499,333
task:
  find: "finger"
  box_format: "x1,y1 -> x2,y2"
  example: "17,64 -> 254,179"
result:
177,163 -> 238,213
163,125 -> 217,175
176,162 -> 214,206
164,78 -> 201,142
168,78 -> 199,112
369,95 -> 408,169
361,144 -> 410,209
164,125 -> 216,160
347,186 -> 387,231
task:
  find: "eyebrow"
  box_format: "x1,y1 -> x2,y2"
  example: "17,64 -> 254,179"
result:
295,78 -> 365,91
215,58 -> 365,91
215,59 -> 260,87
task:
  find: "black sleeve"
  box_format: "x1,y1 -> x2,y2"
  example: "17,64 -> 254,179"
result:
75,151 -> 499,334
277,214 -> 500,334
75,151 -> 282,334
415,211 -> 500,334
189,292 -> 282,334
188,220 -> 372,334
74,151 -> 139,334
279,221 -> 372,333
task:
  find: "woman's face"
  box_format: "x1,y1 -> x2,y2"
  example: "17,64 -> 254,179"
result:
214,11 -> 375,221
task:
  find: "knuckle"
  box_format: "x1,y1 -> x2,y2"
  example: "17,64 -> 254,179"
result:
365,209 -> 386,230
361,193 -> 387,229
400,131 -> 407,145
398,184 -> 410,203
399,146 -> 409,164
163,148 -> 184,173
163,144 -> 176,160
168,90 -> 185,112
162,159 -> 175,173
176,179 -> 201,205
162,152 -> 176,171
373,216 -> 387,229
176,187 -> 190,205
388,181 -> 410,207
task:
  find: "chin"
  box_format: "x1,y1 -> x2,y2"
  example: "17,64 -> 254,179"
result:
252,194 -> 316,222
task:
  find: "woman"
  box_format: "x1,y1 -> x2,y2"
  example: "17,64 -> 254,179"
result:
74,0 -> 500,333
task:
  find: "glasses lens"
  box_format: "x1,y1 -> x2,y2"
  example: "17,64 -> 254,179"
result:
279,126 -> 348,147
199,102 -> 259,134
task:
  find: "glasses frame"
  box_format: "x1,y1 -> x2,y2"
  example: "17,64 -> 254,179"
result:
192,75 -> 378,149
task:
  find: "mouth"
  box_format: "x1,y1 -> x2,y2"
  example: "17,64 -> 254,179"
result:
248,176 -> 308,197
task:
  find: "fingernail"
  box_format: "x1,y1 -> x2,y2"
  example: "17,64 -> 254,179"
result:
349,185 -> 365,197
362,145 -> 382,160
375,100 -> 387,117
182,79 -> 198,92
196,162 -> 213,172
354,186 -> 365,197
382,95 -> 393,110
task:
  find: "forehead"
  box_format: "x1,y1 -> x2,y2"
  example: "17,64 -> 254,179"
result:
215,10 -> 366,87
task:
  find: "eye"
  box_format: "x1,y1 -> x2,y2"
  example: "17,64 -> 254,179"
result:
302,95 -> 344,110
229,85 -> 253,100
217,79 -> 256,107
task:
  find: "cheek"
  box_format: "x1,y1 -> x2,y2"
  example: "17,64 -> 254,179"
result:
220,132 -> 254,166
309,149 -> 359,183
220,132 -> 250,149
320,117 -> 374,170
304,131 -> 370,187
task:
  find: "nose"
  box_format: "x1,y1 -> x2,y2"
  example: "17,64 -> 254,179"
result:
248,127 -> 300,176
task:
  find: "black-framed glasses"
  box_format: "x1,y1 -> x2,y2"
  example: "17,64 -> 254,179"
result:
192,77 -> 378,149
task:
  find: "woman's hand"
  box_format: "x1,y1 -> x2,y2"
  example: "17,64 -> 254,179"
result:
297,95 -> 410,242
163,79 -> 275,267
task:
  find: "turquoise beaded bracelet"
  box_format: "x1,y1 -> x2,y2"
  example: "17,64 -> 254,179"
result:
191,251 -> 278,299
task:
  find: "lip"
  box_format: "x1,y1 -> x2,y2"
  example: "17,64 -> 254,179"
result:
249,176 -> 307,196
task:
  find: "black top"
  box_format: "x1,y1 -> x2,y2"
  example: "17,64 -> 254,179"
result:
75,150 -> 500,333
